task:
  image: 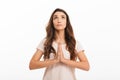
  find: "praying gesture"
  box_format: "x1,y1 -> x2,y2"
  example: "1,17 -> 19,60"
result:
29,8 -> 90,80
55,43 -> 65,63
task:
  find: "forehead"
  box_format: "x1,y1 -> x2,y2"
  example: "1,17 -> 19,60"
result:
53,11 -> 66,16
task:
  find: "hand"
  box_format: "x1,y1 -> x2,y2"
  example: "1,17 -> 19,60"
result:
56,43 -> 65,62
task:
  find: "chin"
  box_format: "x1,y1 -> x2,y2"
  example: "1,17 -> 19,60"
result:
55,27 -> 66,30
56,28 -> 65,31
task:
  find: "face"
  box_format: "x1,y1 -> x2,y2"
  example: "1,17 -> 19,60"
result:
53,11 -> 67,31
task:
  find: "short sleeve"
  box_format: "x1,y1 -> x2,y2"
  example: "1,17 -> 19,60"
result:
75,40 -> 84,53
36,38 -> 46,52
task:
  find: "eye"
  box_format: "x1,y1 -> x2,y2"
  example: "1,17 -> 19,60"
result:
53,16 -> 58,20
62,17 -> 65,19
62,16 -> 65,19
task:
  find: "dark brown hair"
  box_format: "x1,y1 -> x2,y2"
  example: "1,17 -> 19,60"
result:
43,8 -> 76,60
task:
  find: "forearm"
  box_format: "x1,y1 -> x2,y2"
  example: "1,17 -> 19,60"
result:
29,59 -> 58,70
62,59 -> 90,71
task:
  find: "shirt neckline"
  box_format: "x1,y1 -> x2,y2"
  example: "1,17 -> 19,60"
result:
53,41 -> 66,46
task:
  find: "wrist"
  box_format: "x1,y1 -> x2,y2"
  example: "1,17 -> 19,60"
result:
61,58 -> 66,63
53,58 -> 59,63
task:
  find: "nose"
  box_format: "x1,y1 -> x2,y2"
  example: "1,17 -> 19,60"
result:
57,18 -> 61,23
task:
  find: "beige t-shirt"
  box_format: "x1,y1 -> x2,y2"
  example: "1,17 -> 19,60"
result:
37,38 -> 84,80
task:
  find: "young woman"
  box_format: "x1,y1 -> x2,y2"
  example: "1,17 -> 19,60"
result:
29,8 -> 90,80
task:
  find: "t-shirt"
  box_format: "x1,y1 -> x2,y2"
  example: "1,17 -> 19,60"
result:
37,38 -> 84,80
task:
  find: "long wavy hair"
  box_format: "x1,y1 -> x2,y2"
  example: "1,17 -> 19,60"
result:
43,8 -> 76,60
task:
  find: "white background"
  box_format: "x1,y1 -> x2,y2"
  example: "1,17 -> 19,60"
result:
0,0 -> 120,80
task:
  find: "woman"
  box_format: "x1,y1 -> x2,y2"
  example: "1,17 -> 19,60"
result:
29,8 -> 90,80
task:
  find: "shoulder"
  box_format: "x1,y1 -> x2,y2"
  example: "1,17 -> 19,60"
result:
40,38 -> 46,44
75,40 -> 84,53
76,40 -> 82,47
36,38 -> 46,52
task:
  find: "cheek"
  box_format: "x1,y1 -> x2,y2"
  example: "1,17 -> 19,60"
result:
64,21 -> 67,26
64,20 -> 67,25
53,21 -> 56,27
53,20 -> 57,25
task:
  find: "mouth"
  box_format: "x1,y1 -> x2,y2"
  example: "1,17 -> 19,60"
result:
56,24 -> 62,26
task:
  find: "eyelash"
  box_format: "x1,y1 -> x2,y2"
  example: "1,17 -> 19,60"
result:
53,16 -> 65,19
62,16 -> 65,19
53,17 -> 57,19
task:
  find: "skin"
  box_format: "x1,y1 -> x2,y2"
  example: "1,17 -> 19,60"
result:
29,12 -> 90,71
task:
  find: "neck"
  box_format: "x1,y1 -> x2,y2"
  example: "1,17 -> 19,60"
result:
55,30 -> 65,43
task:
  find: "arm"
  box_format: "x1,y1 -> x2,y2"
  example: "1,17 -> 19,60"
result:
29,49 -> 59,70
60,51 -> 90,71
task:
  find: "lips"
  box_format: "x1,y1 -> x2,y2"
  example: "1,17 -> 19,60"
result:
56,24 -> 62,26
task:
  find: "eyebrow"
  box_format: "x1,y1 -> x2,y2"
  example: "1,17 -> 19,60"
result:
53,15 -> 66,17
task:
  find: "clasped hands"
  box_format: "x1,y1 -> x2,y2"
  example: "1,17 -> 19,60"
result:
54,43 -> 65,63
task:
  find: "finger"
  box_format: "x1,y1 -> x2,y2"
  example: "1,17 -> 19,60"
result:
57,45 -> 62,57
58,44 -> 62,52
